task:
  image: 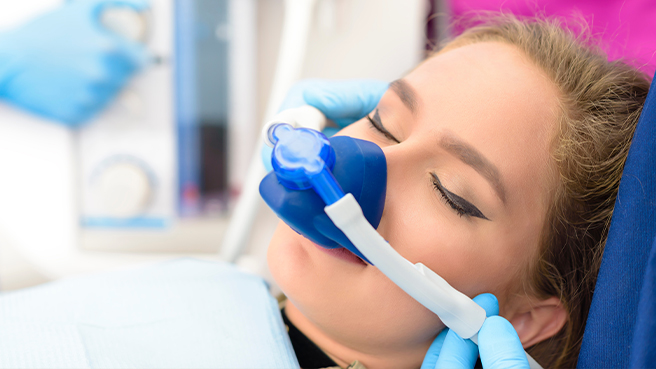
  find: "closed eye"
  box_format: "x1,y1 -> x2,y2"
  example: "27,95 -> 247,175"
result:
431,173 -> 489,220
367,109 -> 400,143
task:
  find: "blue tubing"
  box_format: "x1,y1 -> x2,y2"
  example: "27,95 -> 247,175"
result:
309,168 -> 345,205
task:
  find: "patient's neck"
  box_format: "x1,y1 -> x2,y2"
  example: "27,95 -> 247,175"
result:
285,301 -> 427,369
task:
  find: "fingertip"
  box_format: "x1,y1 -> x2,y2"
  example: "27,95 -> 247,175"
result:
479,316 -> 529,369
479,316 -> 525,355
359,80 -> 389,111
368,80 -> 391,98
481,316 -> 517,338
473,293 -> 499,317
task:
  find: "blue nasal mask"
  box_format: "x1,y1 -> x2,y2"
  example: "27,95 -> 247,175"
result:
259,123 -> 387,263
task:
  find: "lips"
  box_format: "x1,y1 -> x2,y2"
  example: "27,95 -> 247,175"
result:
314,243 -> 367,266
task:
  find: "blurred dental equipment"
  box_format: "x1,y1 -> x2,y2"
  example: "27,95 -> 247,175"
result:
77,0 -> 257,253
260,116 -> 543,369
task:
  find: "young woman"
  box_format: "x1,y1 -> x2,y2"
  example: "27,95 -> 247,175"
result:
268,15 -> 651,369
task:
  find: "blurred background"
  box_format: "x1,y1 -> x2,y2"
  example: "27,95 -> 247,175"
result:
0,0 -> 426,290
0,0 -> 653,290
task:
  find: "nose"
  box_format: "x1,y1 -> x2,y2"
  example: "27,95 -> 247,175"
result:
373,141 -> 426,240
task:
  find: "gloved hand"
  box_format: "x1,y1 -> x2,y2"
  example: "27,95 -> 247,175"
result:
278,78 -> 389,130
262,79 -> 389,170
421,293 -> 530,369
0,0 -> 150,126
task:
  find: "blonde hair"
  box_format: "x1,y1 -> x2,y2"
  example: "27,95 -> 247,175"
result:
434,15 -> 651,368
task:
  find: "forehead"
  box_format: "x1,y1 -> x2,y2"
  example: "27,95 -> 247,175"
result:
403,41 -> 560,207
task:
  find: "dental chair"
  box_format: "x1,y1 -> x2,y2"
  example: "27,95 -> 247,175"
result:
0,71 -> 653,368
577,71 -> 656,368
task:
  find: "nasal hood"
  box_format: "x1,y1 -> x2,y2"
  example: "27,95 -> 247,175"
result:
260,135 -> 387,262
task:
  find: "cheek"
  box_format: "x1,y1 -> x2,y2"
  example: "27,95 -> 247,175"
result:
379,174 -> 522,300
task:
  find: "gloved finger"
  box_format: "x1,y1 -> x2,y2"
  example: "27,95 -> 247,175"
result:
421,294 -> 500,369
430,293 -> 498,369
434,329 -> 478,369
473,293 -> 499,317
421,294 -> 497,369
420,329 -> 449,369
303,79 -> 389,127
479,316 -> 530,369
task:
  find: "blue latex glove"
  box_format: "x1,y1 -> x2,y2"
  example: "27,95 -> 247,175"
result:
0,0 -> 149,126
421,293 -> 531,369
262,79 -> 389,170
278,78 -> 389,129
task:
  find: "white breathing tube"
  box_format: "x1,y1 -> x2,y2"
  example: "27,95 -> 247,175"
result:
266,106 -> 543,369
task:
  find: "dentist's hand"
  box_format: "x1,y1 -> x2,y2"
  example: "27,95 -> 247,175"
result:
0,0 -> 150,126
421,294 -> 531,369
279,78 -> 389,133
263,79 -> 389,170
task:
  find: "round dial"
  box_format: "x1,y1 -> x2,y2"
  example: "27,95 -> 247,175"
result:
94,160 -> 153,218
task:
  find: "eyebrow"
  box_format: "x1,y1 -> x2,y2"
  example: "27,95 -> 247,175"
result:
440,134 -> 507,204
390,79 -> 418,114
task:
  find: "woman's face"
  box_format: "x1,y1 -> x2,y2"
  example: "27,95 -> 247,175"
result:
268,42 -> 561,368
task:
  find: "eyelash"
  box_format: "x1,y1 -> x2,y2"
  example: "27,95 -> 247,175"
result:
431,176 -> 467,217
367,115 -> 399,143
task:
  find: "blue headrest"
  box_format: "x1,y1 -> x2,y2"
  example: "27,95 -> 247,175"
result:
577,73 -> 656,367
